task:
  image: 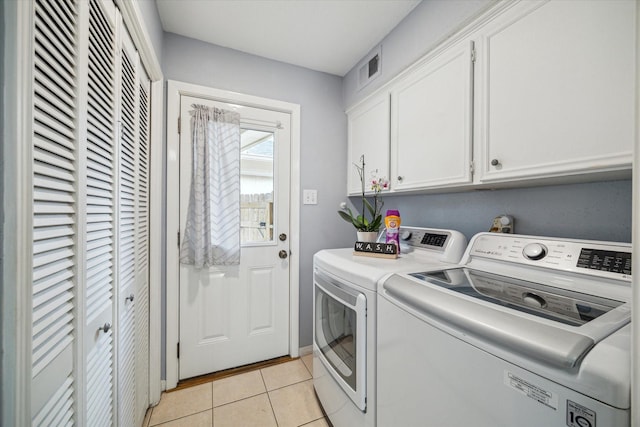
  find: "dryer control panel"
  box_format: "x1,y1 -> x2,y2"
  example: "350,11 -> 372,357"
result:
380,226 -> 467,264
466,233 -> 632,281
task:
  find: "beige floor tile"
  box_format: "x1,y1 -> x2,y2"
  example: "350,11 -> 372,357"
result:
261,359 -> 312,391
212,370 -> 266,407
301,418 -> 330,427
154,410 -> 212,427
301,353 -> 313,374
268,380 -> 325,427
149,383 -> 213,426
213,394 -> 277,427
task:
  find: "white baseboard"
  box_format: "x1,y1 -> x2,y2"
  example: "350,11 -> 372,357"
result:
298,345 -> 313,356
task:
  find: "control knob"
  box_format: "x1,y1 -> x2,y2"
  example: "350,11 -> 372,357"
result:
523,243 -> 547,260
401,231 -> 413,241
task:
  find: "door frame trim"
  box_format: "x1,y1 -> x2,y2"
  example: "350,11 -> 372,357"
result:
165,80 -> 301,389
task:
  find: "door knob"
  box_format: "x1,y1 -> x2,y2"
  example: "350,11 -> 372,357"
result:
279,233 -> 287,241
279,250 -> 288,259
98,323 -> 111,333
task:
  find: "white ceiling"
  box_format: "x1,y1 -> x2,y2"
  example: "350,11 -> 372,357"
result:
155,0 -> 421,76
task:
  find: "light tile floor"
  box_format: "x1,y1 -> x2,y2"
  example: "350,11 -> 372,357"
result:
143,354 -> 329,427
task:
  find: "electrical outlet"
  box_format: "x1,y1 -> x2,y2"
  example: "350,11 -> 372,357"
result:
303,189 -> 318,205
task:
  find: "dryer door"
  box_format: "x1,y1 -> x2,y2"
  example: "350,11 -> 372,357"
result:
313,271 -> 367,411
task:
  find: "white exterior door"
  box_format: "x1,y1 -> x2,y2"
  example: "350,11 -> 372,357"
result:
178,95 -> 291,379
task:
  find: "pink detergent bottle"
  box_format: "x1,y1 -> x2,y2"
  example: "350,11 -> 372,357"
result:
385,210 -> 401,253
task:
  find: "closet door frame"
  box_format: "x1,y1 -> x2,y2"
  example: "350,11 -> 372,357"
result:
2,1 -> 35,425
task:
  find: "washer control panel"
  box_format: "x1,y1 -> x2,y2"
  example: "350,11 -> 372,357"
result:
468,233 -> 632,280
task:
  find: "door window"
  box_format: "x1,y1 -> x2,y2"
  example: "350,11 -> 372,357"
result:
240,129 -> 274,244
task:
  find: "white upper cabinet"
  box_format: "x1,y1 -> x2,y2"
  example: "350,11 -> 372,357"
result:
391,40 -> 474,191
347,92 -> 390,194
475,0 -> 636,183
345,0 -> 635,194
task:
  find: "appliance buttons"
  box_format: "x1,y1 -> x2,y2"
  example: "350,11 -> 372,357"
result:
522,293 -> 547,308
523,243 -> 548,260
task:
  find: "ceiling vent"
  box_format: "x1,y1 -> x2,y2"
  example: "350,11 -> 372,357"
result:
357,46 -> 381,91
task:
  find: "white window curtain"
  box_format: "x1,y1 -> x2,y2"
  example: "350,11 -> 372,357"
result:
180,104 -> 241,267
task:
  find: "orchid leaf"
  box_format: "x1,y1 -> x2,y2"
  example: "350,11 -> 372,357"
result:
363,198 -> 376,217
337,210 -> 353,223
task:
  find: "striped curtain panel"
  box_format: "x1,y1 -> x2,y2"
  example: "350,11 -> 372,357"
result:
180,105 -> 241,267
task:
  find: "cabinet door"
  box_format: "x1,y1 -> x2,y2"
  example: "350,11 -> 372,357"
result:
391,41 -> 474,191
347,93 -> 390,195
476,0 -> 635,182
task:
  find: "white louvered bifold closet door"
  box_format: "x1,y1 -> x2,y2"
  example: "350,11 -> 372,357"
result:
26,0 -> 151,424
136,71 -> 152,427
85,0 -> 117,425
118,31 -> 138,426
118,24 -> 151,427
31,0 -> 79,425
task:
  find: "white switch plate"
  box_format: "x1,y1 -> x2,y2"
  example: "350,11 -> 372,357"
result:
303,189 -> 317,205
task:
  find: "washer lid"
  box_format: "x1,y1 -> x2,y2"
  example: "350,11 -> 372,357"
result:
410,268 -> 624,326
382,270 -> 630,369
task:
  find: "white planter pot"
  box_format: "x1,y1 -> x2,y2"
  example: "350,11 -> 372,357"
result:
357,231 -> 379,243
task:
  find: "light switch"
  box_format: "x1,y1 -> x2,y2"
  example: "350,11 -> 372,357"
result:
303,189 -> 318,205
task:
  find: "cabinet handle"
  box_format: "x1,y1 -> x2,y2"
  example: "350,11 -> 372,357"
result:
125,294 -> 134,302
98,323 -> 111,334
491,159 -> 501,167
397,176 -> 404,182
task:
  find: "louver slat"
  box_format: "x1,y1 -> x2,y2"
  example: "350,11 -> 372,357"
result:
33,377 -> 74,427
86,331 -> 113,427
85,0 -> 115,425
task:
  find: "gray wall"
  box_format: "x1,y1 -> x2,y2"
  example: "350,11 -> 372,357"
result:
343,0 -> 493,108
1,0 -> 5,290
382,181 -> 632,243
1,0 -> 6,420
342,0 -> 632,244
135,0 -> 164,66
162,33 -> 353,349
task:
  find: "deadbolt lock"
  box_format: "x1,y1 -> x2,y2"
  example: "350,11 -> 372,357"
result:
279,233 -> 287,241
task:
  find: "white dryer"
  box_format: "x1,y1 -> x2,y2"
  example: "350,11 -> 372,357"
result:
377,232 -> 632,427
313,227 -> 467,427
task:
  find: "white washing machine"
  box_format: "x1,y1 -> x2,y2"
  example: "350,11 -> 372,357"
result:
377,232 -> 632,427
313,227 -> 467,427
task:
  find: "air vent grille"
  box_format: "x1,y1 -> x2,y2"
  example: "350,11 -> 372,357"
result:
357,46 -> 381,91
